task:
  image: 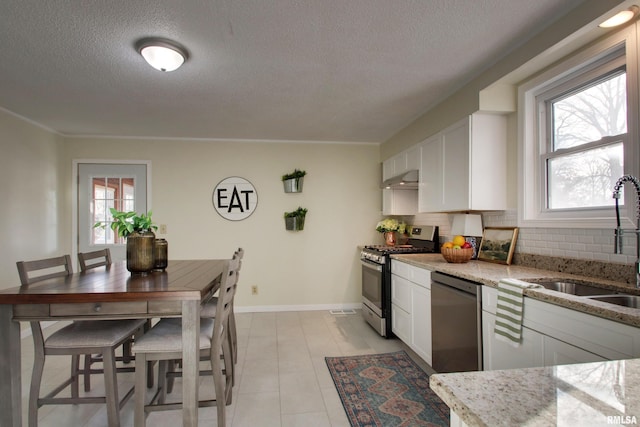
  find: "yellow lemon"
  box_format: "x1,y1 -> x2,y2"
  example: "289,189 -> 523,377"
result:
452,235 -> 466,247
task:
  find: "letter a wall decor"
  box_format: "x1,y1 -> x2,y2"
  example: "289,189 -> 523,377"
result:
212,176 -> 258,221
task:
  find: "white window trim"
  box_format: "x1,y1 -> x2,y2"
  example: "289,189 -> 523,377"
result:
518,25 -> 639,229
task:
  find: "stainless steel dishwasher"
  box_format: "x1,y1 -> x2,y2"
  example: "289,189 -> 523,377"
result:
431,271 -> 482,373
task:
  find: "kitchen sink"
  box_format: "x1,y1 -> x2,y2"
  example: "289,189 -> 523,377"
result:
585,295 -> 640,308
529,279 -> 616,296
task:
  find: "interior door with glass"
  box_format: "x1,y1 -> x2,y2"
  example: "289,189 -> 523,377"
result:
78,163 -> 148,262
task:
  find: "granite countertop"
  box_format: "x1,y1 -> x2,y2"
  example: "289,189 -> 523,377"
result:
429,358 -> 640,426
391,253 -> 640,328
392,253 -> 640,426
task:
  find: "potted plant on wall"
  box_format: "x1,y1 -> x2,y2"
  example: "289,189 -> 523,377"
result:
282,169 -> 306,193
284,207 -> 308,231
95,208 -> 158,275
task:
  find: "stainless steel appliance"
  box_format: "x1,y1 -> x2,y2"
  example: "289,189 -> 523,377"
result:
361,225 -> 439,337
431,271 -> 482,372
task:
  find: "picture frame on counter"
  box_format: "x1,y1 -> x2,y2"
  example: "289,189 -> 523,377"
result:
478,227 -> 518,265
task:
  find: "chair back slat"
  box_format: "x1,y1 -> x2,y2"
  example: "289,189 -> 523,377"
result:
78,249 -> 112,271
16,255 -> 73,285
212,257 -> 240,338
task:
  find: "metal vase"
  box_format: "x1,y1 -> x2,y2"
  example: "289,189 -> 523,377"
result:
283,177 -> 304,193
126,230 -> 156,275
285,216 -> 305,231
153,238 -> 168,271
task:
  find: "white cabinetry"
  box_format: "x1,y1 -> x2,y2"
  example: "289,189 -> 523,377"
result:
382,145 -> 420,215
382,189 -> 418,215
391,260 -> 432,364
383,146 -> 420,182
482,286 -> 640,371
419,113 -> 507,213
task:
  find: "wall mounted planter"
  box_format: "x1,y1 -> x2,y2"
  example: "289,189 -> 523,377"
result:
282,169 -> 306,193
284,216 -> 305,231
283,177 -> 304,193
284,207 -> 308,231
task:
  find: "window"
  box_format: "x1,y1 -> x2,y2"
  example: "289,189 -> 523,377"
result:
91,177 -> 136,244
519,27 -> 638,228
542,61 -> 626,210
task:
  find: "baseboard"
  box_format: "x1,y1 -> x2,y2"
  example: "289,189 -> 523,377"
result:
235,303 -> 361,313
19,304 -> 362,339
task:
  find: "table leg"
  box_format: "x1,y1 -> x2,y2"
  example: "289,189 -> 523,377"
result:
0,305 -> 21,427
182,300 -> 200,427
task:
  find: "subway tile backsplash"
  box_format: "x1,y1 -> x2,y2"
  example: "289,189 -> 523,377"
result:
412,208 -> 637,267
481,210 -> 637,265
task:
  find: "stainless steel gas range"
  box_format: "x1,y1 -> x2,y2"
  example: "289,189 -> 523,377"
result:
360,225 -> 439,337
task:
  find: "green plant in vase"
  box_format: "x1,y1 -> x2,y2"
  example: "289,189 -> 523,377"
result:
284,207 -> 308,231
95,208 -> 158,274
282,169 -> 307,193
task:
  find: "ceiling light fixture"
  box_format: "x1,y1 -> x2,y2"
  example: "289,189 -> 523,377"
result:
599,6 -> 638,28
136,38 -> 189,72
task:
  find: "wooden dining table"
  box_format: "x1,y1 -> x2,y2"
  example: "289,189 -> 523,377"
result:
0,259 -> 226,427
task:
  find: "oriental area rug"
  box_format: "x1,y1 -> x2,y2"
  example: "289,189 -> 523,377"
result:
325,351 -> 449,427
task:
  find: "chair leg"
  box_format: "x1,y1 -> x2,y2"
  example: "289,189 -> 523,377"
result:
142,320 -> 155,388
29,341 -> 45,427
71,355 -> 80,399
222,335 -> 233,405
158,360 -> 168,404
165,360 -> 175,394
210,348 -> 226,427
134,353 -> 148,427
122,339 -> 133,364
102,350 -> 120,427
83,354 -> 92,392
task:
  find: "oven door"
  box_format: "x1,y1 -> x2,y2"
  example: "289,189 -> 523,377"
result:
361,259 -> 383,317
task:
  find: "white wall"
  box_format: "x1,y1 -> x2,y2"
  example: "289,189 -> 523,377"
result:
0,108 -> 67,290
62,137 -> 382,311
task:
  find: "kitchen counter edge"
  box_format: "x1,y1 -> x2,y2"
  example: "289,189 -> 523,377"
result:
390,253 -> 640,328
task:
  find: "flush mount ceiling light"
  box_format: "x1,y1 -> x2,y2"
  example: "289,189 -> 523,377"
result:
599,6 -> 638,28
136,38 -> 189,72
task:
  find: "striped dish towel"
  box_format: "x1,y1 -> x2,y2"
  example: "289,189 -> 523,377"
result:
494,278 -> 542,347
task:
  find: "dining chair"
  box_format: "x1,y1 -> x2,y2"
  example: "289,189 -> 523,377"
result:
77,248 -> 112,271
78,248 -> 149,391
16,255 -> 147,427
165,247 -> 243,394
133,256 -> 239,427
200,248 -> 243,380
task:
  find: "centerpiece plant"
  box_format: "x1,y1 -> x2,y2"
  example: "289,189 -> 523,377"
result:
96,208 -> 158,274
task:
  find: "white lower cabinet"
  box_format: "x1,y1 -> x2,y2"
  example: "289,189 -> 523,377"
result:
482,311 -> 544,370
482,286 -> 640,371
411,283 -> 431,363
391,260 -> 432,365
542,335 -> 605,366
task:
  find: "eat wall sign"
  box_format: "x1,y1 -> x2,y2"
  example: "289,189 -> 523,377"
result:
212,176 -> 258,221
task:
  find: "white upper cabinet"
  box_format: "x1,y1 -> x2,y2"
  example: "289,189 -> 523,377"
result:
382,188 -> 418,215
419,113 -> 507,213
383,145 -> 421,182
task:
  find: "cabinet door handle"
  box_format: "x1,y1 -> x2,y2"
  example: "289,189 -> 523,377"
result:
94,303 -> 102,312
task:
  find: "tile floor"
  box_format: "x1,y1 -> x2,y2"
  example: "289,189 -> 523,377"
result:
21,310 -> 435,426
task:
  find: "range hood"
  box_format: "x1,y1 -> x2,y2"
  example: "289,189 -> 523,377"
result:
381,170 -> 418,189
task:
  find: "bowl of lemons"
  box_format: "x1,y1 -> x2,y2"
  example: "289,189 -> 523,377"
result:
441,235 -> 474,263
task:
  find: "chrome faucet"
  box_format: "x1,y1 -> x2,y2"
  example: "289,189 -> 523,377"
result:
612,175 -> 640,288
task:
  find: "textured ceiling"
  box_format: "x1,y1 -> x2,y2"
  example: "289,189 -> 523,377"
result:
0,0 -> 587,143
